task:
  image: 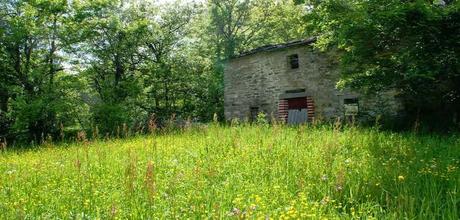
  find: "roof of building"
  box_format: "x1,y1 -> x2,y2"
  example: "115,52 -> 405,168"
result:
232,37 -> 317,59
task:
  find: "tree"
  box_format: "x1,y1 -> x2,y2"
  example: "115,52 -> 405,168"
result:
141,1 -> 201,121
71,0 -> 150,133
0,0 -> 85,142
305,0 -> 460,128
73,0 -> 215,129
208,0 -> 309,59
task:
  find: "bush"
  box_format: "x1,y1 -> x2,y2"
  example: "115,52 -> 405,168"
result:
92,103 -> 129,136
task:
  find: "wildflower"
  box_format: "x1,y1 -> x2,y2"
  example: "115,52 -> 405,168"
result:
75,159 -> 81,171
5,170 -> 16,175
321,175 -> 328,181
145,161 -> 156,199
232,196 -> 242,205
254,195 -> 262,203
320,196 -> 330,205
447,165 -> 458,173
228,207 -> 241,216
335,185 -> 343,191
111,204 -> 118,218
398,175 -> 405,181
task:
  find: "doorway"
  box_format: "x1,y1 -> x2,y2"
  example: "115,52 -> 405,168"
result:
278,92 -> 315,123
287,97 -> 309,124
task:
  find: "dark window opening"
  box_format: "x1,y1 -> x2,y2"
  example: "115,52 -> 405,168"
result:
288,54 -> 299,69
344,98 -> 359,104
344,98 -> 359,116
250,107 -> 259,121
286,89 -> 306,94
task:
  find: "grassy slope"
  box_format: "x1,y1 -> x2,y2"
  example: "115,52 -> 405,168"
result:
0,124 -> 459,219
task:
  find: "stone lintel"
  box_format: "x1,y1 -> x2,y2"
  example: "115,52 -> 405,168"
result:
280,92 -> 309,100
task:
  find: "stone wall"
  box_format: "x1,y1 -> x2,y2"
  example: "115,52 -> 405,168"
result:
224,44 -> 402,122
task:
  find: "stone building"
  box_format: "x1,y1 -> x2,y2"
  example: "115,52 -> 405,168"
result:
224,38 -> 401,124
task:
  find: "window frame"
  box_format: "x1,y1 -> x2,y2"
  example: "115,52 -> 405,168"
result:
288,54 -> 300,69
344,98 -> 359,116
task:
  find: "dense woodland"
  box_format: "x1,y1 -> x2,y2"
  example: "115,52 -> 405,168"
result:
0,0 -> 459,144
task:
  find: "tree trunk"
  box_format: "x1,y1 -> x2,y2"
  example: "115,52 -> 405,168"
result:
48,16 -> 58,87
0,88 -> 8,113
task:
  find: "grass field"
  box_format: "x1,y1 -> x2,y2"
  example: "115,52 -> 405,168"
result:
0,124 -> 459,219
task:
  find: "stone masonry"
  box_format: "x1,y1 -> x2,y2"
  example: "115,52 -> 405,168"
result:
224,38 -> 402,123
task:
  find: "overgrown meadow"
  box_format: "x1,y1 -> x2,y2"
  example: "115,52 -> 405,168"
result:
0,124 -> 459,219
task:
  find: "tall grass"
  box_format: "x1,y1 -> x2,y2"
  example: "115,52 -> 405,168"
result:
0,124 -> 458,219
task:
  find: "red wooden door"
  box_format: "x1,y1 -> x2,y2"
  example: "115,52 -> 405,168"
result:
288,97 -> 308,110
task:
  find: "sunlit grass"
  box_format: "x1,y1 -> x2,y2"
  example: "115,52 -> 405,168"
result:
0,124 -> 459,219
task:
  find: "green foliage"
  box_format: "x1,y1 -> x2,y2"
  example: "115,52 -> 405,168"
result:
9,73 -> 86,142
256,111 -> 268,125
305,0 -> 460,128
208,0 -> 310,59
0,125 -> 458,218
91,103 -> 127,135
0,0 -> 85,143
1,0 -> 233,143
3,0 -> 458,144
